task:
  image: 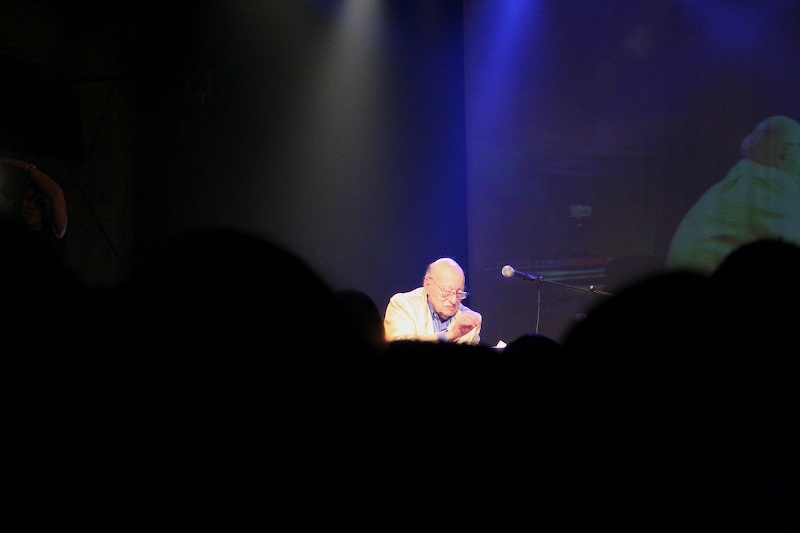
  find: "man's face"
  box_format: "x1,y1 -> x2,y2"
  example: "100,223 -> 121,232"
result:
424,270 -> 465,320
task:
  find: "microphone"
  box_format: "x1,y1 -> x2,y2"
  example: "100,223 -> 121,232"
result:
501,265 -> 543,281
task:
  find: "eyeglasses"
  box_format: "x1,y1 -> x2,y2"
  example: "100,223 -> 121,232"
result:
427,276 -> 470,301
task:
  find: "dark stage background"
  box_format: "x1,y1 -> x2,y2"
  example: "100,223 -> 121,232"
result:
1,1 -> 798,345
466,1 -> 800,344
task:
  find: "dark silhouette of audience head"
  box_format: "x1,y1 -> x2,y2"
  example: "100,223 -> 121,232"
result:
334,288 -> 386,351
377,339 -> 566,529
710,237 -> 800,346
502,332 -> 563,360
562,269 -> 715,374
0,217 -> 80,347
10,227 -> 391,528
556,249 -> 800,529
109,228 -> 391,523
10,228 -> 800,529
115,227 -> 346,349
708,239 -> 800,528
558,269 -> 735,528
709,238 -> 800,442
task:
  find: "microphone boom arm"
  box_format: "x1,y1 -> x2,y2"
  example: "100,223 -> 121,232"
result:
501,264 -> 613,296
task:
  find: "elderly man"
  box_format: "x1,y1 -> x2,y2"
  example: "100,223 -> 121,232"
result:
384,257 -> 482,344
666,115 -> 800,275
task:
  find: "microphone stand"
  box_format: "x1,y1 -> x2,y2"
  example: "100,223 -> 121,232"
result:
509,274 -> 613,334
515,275 -> 614,297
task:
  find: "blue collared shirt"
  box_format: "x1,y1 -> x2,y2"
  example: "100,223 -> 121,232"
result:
428,298 -> 453,342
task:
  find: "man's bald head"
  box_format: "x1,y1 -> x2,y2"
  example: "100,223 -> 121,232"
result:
426,257 -> 465,280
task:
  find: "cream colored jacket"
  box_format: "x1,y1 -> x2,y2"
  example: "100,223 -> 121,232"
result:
667,159 -> 800,274
384,287 -> 481,345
